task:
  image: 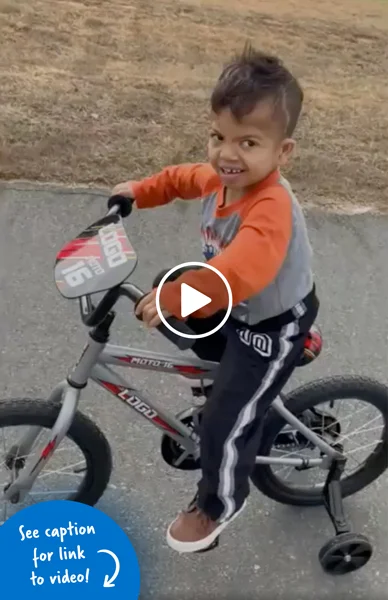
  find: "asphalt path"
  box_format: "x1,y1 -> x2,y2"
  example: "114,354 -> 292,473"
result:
0,182 -> 387,599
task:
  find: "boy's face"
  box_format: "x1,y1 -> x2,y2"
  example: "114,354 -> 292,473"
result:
207,100 -> 295,190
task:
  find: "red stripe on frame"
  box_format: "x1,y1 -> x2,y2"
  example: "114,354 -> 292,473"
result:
152,416 -> 179,435
99,380 -> 121,395
40,437 -> 57,459
115,356 -> 132,364
174,365 -> 209,375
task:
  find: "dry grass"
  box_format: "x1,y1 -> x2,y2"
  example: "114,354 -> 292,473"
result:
0,0 -> 388,212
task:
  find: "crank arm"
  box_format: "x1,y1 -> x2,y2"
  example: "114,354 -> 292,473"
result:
3,384 -> 81,503
173,446 -> 200,467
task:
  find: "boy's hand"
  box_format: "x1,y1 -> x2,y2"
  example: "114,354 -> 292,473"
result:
111,181 -> 135,198
135,289 -> 170,328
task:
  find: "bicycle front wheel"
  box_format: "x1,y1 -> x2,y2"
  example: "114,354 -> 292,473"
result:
251,376 -> 388,506
0,398 -> 112,523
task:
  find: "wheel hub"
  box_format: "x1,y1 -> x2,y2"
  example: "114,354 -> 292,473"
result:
5,452 -> 25,472
344,554 -> 351,563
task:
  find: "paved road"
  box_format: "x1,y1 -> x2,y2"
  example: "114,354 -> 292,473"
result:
0,182 -> 387,599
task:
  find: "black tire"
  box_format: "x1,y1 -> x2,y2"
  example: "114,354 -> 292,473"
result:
0,398 -> 112,507
251,376 -> 388,506
318,532 -> 373,575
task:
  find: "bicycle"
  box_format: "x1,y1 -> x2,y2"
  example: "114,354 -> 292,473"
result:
0,194 -> 387,576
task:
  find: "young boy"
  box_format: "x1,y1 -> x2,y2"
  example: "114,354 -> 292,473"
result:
112,44 -> 319,553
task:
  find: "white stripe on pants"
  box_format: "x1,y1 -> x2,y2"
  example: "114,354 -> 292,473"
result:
217,320 -> 299,522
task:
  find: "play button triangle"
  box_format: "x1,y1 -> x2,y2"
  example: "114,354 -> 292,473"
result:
180,283 -> 212,318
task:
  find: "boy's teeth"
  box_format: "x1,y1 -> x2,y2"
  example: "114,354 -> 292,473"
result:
222,168 -> 242,174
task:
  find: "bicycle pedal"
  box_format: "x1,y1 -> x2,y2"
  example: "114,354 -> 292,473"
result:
195,536 -> 220,553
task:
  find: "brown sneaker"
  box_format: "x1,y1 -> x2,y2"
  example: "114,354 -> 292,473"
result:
166,498 -> 247,553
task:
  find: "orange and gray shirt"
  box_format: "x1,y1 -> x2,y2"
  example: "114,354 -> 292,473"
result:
132,163 -> 313,325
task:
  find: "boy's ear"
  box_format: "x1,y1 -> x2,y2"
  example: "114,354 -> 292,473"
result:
278,138 -> 296,166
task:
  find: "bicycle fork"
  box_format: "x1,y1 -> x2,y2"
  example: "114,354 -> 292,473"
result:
2,334 -> 105,504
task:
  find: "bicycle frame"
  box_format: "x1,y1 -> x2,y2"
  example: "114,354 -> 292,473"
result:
3,283 -> 340,504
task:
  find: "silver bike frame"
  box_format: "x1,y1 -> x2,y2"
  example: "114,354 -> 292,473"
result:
3,282 -> 341,503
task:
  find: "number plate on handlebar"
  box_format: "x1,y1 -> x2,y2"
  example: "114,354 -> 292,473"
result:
54,215 -> 137,299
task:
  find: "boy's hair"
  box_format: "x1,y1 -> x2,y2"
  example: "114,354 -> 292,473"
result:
210,43 -> 303,137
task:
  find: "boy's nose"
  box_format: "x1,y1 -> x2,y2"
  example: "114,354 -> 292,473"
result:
219,146 -> 239,162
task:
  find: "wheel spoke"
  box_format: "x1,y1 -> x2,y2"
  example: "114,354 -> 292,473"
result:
333,560 -> 352,574
349,543 -> 369,556
0,444 -> 76,473
0,423 -> 89,523
350,555 -> 369,567
334,416 -> 382,446
29,489 -> 78,497
345,439 -> 382,455
278,466 -> 295,480
324,555 -> 345,571
38,460 -> 87,479
265,386 -> 387,495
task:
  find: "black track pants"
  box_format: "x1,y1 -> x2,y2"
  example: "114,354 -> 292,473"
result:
185,286 -> 319,522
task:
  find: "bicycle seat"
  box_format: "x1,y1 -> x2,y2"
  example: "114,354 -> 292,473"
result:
54,214 -> 137,299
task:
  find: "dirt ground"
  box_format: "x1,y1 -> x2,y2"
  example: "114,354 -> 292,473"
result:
0,0 -> 387,213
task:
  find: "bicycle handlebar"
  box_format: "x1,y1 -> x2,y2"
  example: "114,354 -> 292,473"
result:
77,195 -> 196,351
107,194 -> 134,218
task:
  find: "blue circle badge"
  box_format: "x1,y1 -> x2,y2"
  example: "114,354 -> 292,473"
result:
0,500 -> 140,598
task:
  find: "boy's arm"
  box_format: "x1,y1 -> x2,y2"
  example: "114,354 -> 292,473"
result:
159,192 -> 293,318
125,163 -> 219,209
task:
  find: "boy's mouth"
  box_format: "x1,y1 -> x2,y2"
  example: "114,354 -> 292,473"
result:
219,166 -> 246,185
220,166 -> 244,175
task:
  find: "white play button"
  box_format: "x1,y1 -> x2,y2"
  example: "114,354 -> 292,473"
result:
155,261 -> 233,339
180,283 -> 212,318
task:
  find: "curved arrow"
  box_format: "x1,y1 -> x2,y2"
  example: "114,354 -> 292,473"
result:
98,549 -> 121,587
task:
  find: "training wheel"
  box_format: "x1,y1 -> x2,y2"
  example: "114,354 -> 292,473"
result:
318,532 -> 373,575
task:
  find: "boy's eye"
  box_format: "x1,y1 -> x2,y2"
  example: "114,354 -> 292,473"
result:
210,132 -> 223,142
241,140 -> 256,148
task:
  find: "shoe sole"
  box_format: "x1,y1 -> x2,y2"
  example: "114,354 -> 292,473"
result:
166,500 -> 247,554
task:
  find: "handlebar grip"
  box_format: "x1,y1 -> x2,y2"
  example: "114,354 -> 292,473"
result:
156,318 -> 196,351
107,194 -> 134,218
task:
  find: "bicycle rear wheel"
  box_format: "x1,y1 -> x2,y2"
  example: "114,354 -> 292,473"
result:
251,376 -> 388,506
0,398 -> 112,523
